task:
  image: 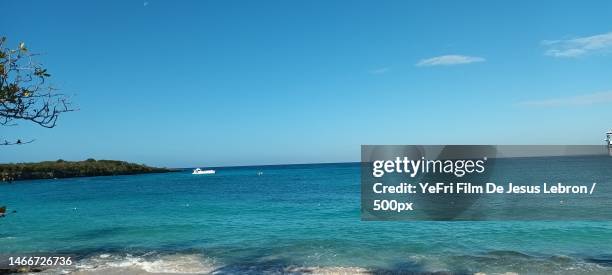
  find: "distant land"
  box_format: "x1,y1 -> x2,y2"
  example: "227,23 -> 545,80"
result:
0,159 -> 178,182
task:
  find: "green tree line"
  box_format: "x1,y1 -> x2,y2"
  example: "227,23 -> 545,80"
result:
0,159 -> 174,181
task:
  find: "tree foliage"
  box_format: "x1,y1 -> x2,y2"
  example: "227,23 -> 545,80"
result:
0,159 -> 174,181
0,37 -> 74,145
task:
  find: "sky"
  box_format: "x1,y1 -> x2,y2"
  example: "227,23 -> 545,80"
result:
1,0 -> 612,167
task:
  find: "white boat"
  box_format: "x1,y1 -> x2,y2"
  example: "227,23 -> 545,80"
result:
192,168 -> 215,175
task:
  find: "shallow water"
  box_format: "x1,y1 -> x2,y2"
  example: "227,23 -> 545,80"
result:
1,162 -> 611,274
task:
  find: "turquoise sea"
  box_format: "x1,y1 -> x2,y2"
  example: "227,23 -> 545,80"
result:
1,162 -> 611,274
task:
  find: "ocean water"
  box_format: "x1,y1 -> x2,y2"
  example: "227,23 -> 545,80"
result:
1,162 -> 611,274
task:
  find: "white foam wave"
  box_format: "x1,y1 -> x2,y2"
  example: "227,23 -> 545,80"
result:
36,252 -> 612,275
43,252 -> 371,275
47,253 -> 218,274
282,266 -> 369,274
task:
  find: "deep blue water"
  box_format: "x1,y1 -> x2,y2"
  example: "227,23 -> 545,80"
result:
1,162 -> 611,274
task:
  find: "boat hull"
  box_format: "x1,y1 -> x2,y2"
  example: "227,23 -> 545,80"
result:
192,170 -> 215,175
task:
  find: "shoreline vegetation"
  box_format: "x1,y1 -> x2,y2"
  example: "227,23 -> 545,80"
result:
0,159 -> 177,182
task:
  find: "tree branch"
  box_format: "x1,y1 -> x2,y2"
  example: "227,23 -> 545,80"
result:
0,37 -> 75,144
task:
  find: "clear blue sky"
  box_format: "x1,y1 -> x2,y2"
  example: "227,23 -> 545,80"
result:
2,0 -> 611,167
